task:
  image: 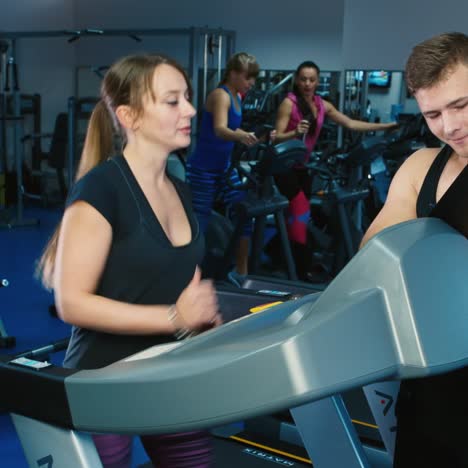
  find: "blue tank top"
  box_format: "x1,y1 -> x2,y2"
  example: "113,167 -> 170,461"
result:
188,85 -> 242,172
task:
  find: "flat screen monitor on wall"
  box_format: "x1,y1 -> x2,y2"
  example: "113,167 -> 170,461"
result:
369,70 -> 392,88
354,70 -> 392,88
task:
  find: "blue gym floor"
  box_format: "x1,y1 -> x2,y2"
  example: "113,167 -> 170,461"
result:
0,205 -> 149,467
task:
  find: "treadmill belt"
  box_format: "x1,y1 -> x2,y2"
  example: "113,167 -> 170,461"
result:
137,435 -> 311,467
213,436 -> 311,467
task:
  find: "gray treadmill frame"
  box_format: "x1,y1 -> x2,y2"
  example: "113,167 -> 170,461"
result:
10,218 -> 468,467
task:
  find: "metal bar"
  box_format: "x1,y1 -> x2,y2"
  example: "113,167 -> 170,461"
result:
259,73 -> 293,112
15,338 -> 70,359
337,202 -> 356,260
0,315 -> 9,336
203,33 -> 208,105
275,210 -> 298,281
73,65 -> 79,99
360,71 -> 369,120
67,96 -> 76,189
1,89 -> 39,228
291,395 -> 371,467
188,28 -> 200,138
249,214 -> 266,275
0,27 -> 236,40
337,71 -> 345,147
12,415 -> 103,468
217,34 -> 223,84
221,208 -> 247,280
13,90 -> 23,220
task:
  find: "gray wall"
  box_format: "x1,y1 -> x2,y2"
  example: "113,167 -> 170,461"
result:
0,0 -> 74,30
74,0 -> 345,71
342,0 -> 468,70
3,0 -> 467,137
0,0 -> 76,166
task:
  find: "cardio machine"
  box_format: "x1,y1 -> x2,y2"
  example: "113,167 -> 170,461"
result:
2,218 -> 468,467
304,136 -> 389,278
203,135 -> 310,283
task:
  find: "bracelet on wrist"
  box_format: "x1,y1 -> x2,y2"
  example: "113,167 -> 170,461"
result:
167,304 -> 194,340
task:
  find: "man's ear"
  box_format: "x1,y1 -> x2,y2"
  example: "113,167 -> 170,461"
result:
115,105 -> 139,131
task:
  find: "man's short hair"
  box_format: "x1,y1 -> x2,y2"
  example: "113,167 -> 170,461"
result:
405,32 -> 468,94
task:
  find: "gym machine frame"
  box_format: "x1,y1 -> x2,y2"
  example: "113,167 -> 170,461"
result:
0,278 -> 15,348
0,39 -> 39,228
0,26 -> 236,197
2,218 -> 468,467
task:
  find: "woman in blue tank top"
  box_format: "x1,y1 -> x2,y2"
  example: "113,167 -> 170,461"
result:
186,52 -> 260,281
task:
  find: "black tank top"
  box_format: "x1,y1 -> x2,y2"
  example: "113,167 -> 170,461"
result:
395,145 -> 468,464
416,144 -> 452,217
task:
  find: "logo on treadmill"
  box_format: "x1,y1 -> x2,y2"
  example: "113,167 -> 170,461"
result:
243,447 -> 295,466
37,454 -> 53,467
375,390 -> 397,432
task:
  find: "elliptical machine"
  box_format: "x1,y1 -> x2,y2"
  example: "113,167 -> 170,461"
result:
203,134 -> 309,283
284,135 -> 390,280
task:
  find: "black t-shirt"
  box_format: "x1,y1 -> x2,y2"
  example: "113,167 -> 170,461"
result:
62,155 -> 204,369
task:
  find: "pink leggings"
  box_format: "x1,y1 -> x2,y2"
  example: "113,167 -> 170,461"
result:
92,430 -> 213,468
287,191 -> 310,245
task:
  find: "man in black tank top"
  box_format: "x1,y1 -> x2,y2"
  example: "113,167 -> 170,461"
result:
361,32 -> 468,467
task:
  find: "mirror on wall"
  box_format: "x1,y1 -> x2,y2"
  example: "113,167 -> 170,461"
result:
342,69 -> 441,154
343,69 -> 420,124
341,69 -> 425,148
240,69 -> 342,150
250,69 -> 341,111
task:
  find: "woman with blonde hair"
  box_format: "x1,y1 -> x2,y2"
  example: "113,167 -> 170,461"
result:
37,53 -> 220,467
186,52 -> 260,284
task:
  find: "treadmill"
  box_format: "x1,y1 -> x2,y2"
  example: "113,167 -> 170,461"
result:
233,150 -> 468,463
2,218 -> 468,467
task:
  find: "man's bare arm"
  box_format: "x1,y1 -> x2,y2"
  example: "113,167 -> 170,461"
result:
360,153 -> 423,247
